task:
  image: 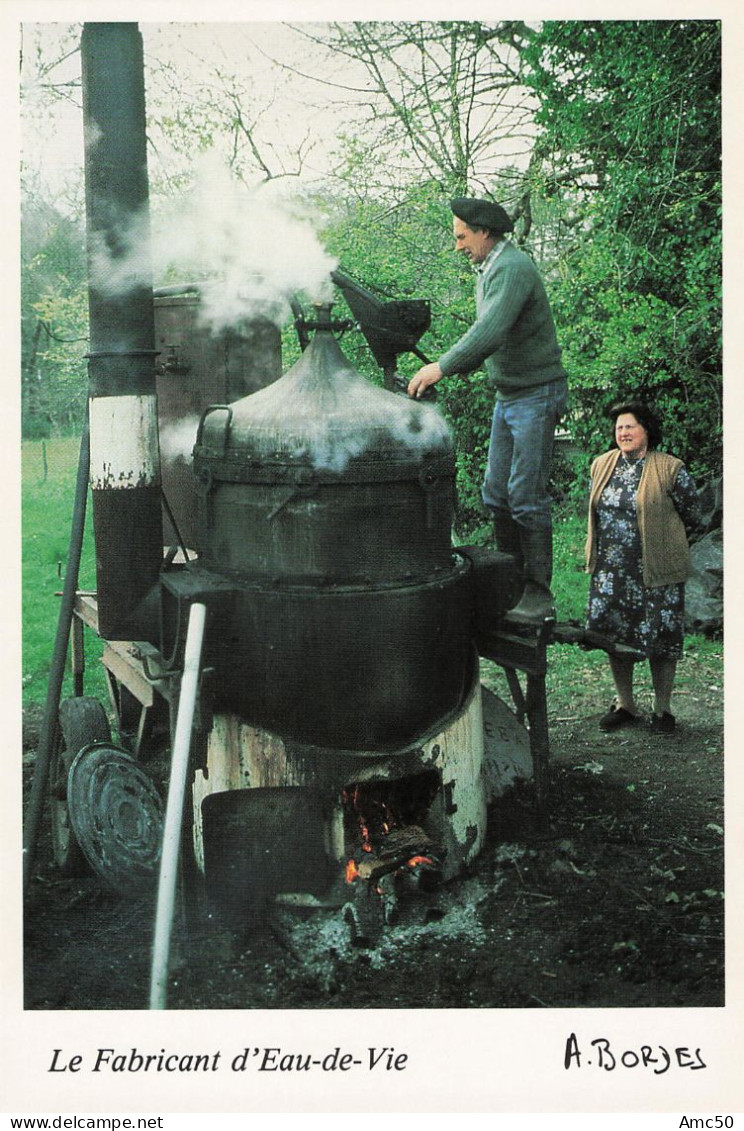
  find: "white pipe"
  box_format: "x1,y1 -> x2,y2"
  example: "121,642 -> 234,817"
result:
149,601 -> 207,1010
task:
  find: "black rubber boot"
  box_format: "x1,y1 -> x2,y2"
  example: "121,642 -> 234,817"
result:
505,526 -> 555,625
491,507 -> 523,568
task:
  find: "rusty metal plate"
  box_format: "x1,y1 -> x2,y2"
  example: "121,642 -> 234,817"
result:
201,787 -> 333,926
67,742 -> 164,892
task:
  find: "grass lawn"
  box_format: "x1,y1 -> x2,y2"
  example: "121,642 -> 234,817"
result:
22,436 -> 104,707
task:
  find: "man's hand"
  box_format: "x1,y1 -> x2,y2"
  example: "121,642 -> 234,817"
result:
408,363 -> 444,399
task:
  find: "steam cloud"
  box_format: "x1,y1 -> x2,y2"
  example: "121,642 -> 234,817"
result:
232,349 -> 454,475
86,153 -> 451,476
159,416 -> 201,465
89,152 -> 338,332
300,390 -> 453,476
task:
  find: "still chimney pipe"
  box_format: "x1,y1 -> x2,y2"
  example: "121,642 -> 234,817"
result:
81,22 -> 163,640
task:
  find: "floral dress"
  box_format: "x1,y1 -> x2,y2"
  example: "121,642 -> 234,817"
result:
586,454 -> 701,659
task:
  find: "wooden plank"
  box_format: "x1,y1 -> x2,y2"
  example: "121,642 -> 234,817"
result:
476,620 -> 551,676
70,615 -> 85,697
73,592 -> 99,634
100,641 -> 155,707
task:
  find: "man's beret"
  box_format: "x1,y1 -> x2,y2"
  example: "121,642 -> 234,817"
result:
450,197 -> 514,234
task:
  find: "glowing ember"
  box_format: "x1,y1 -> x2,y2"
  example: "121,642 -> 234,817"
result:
343,783 -> 398,855
345,859 -> 360,884
406,855 -> 434,869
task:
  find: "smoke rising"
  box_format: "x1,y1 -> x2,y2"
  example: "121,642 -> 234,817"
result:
89,152 -> 338,331
88,209 -> 154,300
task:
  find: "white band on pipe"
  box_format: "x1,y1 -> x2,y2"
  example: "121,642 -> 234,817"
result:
89,394 -> 160,489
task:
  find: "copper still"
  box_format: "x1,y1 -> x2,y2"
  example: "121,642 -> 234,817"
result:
185,306 -> 476,751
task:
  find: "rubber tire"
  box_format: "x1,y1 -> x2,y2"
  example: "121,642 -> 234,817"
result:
50,697 -> 111,875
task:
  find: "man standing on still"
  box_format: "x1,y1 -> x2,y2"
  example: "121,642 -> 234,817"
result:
408,197 -> 568,624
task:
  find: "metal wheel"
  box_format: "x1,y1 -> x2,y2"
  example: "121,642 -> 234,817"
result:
49,697 -> 111,875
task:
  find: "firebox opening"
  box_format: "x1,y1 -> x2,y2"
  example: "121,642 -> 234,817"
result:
341,769 -> 442,882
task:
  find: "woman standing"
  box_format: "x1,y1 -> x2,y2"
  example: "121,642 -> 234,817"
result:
585,400 -> 702,733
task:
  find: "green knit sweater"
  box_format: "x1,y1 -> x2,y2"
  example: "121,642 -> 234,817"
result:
438,240 -> 566,395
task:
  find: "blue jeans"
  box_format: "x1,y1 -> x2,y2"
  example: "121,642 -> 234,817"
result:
482,378 -> 568,534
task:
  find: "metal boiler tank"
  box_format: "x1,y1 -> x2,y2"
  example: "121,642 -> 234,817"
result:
189,306 -> 476,752
167,306 -> 489,907
154,289 -> 283,554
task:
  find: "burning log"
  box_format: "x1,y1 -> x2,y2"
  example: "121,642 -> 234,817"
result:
353,825 -> 435,882
395,856 -> 443,896
342,821 -> 444,947
343,852 -> 444,947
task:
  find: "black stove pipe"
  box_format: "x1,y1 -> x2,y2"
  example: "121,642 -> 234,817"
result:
81,22 -> 163,641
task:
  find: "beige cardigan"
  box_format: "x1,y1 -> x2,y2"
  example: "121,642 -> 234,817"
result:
585,448 -> 691,588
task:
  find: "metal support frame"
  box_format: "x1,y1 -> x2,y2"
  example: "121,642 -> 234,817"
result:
476,620 -> 554,811
69,593 -> 174,755
476,619 -> 641,810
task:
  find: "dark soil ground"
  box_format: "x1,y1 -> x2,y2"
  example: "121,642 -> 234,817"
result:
22,676 -> 724,1012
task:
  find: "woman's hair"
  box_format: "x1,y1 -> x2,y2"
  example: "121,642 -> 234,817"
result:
608,399 -> 662,449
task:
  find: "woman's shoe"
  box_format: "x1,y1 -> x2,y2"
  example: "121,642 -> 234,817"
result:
650,711 -> 676,734
599,706 -> 639,731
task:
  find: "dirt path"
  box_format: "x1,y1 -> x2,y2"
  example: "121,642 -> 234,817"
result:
22,685 -> 723,1012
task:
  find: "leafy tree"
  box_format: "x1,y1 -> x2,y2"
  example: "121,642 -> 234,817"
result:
21,181 -> 89,437
297,22 -> 550,534
20,20 -> 721,516
522,20 -> 722,487
313,20 -> 721,525
291,21 -> 538,198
